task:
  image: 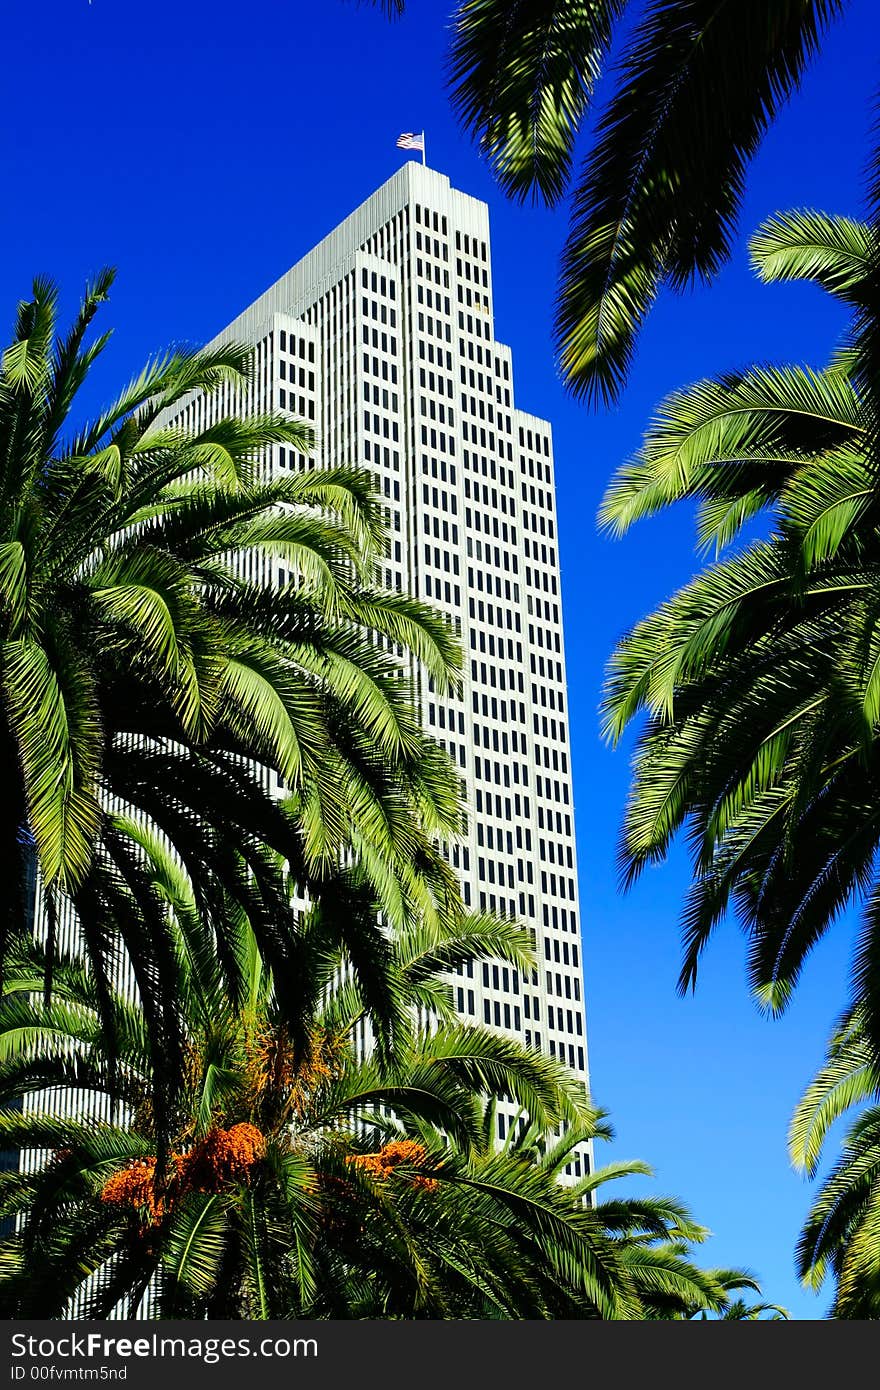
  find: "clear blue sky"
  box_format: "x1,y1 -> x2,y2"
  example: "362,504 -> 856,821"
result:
5,0 -> 878,1319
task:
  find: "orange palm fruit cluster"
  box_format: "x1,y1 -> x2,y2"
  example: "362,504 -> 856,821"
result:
99,1157 -> 179,1222
185,1123 -> 266,1191
100,1123 -> 266,1221
347,1140 -> 439,1191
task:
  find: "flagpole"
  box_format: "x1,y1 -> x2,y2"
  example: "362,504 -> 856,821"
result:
421,131 -> 426,167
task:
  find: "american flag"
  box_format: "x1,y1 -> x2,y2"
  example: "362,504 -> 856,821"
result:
396,132 -> 425,152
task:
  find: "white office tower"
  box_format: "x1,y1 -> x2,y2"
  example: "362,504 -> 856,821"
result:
192,163 -> 590,1170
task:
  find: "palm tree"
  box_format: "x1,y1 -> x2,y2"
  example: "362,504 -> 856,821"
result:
0,888 -> 596,1318
790,1004 -> 880,1317
0,850 -> 737,1320
713,1297 -> 789,1319
0,271 -> 465,1128
375,0 -> 848,402
475,1106 -> 775,1319
671,1272 -> 789,1320
600,206 -> 880,1049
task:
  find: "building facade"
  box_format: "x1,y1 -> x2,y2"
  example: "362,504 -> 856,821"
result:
179,162 -> 591,1166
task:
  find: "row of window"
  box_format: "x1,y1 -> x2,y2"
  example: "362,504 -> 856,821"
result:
482,962 -> 526,996
458,511 -> 514,547
474,756 -> 528,789
417,283 -> 450,312
541,870 -> 575,901
423,574 -> 460,605
415,258 -> 450,290
376,566 -> 404,594
278,391 -> 315,418
419,367 -> 453,397
544,904 -> 578,937
479,855 -> 532,889
457,284 -> 490,312
420,396 -> 453,426
456,256 -> 489,288
364,353 -> 399,384
468,573 -> 519,602
467,652 -> 515,709
420,425 -> 456,455
416,311 -> 452,342
454,337 -> 510,383
485,998 -> 522,1032
441,841 -> 470,870
550,1041 -> 586,1072
469,599 -> 520,633
276,447 -> 311,471
427,703 -> 465,733
476,822 -> 532,852
278,362 -> 315,389
364,411 -> 400,441
520,426 -> 550,455
363,382 -> 399,412
522,481 -> 554,512
531,652 -> 563,683
536,774 -> 571,806
465,505 -> 516,541
460,309 -> 492,340
424,543 -> 460,575
361,296 -> 397,327
548,1006 -> 583,1037
435,734 -> 466,767
456,987 -> 476,1015
454,228 -> 486,260
547,969 -> 581,1002
415,205 -> 449,236
422,482 -> 458,514
414,227 -> 449,260
530,622 -> 562,653
360,267 -> 397,299
523,454 -> 552,484
476,788 -> 529,820
546,937 -> 579,968
277,330 -> 316,362
470,658 -> 524,692
539,838 -> 573,869
533,712 -> 566,744
462,394 -> 511,432
525,564 -> 558,597
361,325 -> 398,354
459,365 -> 506,397
471,630 -> 520,662
535,740 -> 569,774
418,340 -> 452,369
422,455 -> 456,483
461,419 -> 505,452
479,889 -> 533,917
524,537 -> 557,567
540,809 -> 573,839
424,514 -> 458,544
466,538 -> 518,574
472,692 -> 522,723
528,581 -> 561,619
362,441 -> 400,471
534,683 -> 565,713
472,722 -> 527,756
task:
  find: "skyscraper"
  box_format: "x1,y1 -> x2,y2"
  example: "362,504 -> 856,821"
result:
164,162 -> 590,1165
